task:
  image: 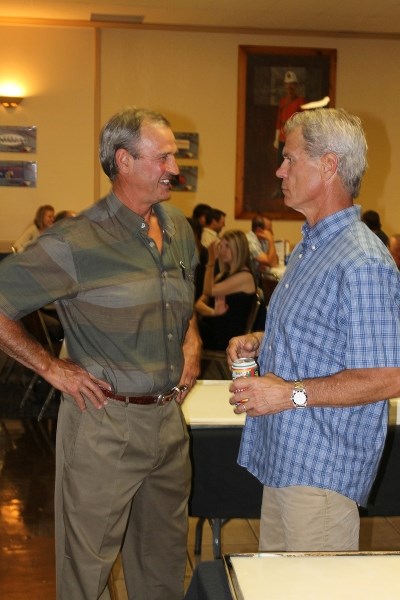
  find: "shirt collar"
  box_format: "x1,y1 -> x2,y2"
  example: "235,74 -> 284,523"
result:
105,192 -> 176,240
301,205 -> 361,251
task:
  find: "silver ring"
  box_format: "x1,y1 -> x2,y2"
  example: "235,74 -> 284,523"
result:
242,404 -> 247,412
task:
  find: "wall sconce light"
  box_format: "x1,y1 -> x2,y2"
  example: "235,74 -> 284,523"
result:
0,96 -> 23,108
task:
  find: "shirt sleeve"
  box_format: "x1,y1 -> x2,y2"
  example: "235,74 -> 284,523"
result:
342,261 -> 400,368
0,234 -> 78,320
246,233 -> 261,259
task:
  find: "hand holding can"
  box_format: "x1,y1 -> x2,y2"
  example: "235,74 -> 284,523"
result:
232,358 -> 258,410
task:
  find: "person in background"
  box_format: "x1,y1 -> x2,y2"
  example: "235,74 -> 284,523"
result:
187,217 -> 208,301
0,107 -> 201,600
227,108 -> 400,554
389,234 -> 400,269
12,204 -> 55,252
54,210 -> 77,222
196,230 -> 259,351
362,209 -> 389,247
246,214 -> 279,278
200,208 -> 226,248
191,203 -> 211,229
188,204 -> 212,299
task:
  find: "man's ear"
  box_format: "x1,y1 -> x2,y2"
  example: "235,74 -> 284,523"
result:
320,152 -> 338,181
115,148 -> 131,173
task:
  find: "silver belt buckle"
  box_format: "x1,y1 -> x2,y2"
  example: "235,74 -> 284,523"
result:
156,390 -> 174,406
156,385 -> 188,406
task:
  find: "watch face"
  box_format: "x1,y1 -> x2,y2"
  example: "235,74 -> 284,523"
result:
292,390 -> 307,407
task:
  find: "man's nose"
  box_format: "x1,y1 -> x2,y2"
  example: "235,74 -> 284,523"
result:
168,155 -> 179,175
276,162 -> 286,178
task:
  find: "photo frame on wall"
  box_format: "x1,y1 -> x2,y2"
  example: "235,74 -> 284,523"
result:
171,166 -> 198,192
174,132 -> 199,159
0,161 -> 37,187
235,45 -> 337,220
0,126 -> 37,153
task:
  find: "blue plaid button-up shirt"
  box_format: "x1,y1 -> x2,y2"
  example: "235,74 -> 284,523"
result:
238,205 -> 400,506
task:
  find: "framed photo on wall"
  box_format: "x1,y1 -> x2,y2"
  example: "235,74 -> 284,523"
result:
235,45 -> 337,220
0,161 -> 37,187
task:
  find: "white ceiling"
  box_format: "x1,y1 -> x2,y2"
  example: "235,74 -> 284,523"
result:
2,0 -> 400,37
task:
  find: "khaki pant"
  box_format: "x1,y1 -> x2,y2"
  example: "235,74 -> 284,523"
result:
55,395 -> 190,600
259,485 -> 359,552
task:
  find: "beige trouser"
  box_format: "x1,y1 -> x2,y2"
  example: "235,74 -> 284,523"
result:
55,395 -> 190,600
259,485 -> 360,552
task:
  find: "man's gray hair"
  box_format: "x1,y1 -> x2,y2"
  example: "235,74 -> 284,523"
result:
284,108 -> 368,199
99,107 -> 170,181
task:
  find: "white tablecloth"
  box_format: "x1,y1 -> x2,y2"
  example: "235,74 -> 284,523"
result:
182,380 -> 245,427
227,553 -> 400,599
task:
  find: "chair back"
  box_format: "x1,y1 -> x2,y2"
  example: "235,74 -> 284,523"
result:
245,292 -> 262,333
260,272 -> 279,306
19,310 -> 63,422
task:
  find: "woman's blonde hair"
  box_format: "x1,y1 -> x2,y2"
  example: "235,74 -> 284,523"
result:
217,230 -> 252,278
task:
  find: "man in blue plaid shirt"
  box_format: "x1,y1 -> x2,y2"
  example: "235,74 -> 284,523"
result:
227,108 -> 400,552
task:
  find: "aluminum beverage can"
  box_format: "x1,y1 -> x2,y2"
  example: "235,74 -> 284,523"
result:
231,357 -> 259,379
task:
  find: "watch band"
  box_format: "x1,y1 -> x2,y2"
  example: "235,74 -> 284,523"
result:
291,380 -> 308,408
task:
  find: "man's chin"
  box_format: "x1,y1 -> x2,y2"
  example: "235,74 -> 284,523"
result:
282,195 -> 300,214
157,185 -> 172,201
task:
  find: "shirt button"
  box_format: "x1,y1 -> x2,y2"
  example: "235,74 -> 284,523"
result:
311,245 -> 316,251
149,241 -> 155,248
141,222 -> 146,229
167,333 -> 173,341
285,283 -> 289,289
298,253 -> 303,258
165,302 -> 170,309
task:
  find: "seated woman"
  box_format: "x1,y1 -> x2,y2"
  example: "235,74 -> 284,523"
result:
12,204 -> 55,253
196,230 -> 259,351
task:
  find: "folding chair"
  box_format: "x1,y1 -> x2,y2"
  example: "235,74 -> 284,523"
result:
17,310 -> 62,452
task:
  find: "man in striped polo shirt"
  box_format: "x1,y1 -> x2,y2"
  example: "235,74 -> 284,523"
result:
0,108 -> 201,599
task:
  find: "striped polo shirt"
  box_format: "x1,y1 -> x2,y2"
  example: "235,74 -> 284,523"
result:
0,193 -> 197,395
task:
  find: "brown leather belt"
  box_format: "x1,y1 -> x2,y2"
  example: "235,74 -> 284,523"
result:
101,385 -> 188,406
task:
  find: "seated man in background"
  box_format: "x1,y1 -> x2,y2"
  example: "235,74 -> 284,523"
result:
191,203 -> 211,230
200,208 -> 226,248
246,215 -> 279,280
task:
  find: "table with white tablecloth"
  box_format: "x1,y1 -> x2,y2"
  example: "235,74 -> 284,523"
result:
182,381 -> 263,558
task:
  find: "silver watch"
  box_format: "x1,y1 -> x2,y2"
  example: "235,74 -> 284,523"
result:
291,380 -> 307,408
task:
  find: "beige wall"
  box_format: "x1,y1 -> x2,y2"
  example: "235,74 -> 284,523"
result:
0,26 -> 95,249
1,22 -> 400,250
